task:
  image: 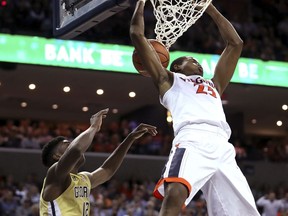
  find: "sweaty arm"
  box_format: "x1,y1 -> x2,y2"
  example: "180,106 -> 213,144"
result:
206,4 -> 243,95
43,108 -> 109,200
130,0 -> 172,97
85,123 -> 157,188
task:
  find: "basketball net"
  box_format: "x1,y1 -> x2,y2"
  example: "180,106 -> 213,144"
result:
149,0 -> 212,49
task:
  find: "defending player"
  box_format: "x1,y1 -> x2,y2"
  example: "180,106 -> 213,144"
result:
39,108 -> 157,215
130,0 -> 261,215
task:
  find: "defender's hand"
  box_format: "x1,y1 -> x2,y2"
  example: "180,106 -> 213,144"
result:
129,123 -> 157,140
90,108 -> 109,132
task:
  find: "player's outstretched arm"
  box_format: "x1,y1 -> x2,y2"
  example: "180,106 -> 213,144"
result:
53,108 -> 109,177
43,108 -> 109,201
85,123 -> 157,188
205,4 -> 243,95
130,0 -> 171,96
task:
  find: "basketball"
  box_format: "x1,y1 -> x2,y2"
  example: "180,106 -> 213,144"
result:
132,39 -> 170,77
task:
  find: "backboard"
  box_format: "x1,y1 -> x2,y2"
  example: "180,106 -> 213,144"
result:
53,0 -> 131,39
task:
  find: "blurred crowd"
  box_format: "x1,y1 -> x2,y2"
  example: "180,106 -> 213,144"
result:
0,173 -> 288,216
0,118 -> 288,163
0,0 -> 288,62
0,118 -> 173,156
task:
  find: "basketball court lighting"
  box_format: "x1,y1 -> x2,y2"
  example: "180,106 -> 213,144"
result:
96,89 -> 104,95
276,121 -> 282,127
21,102 -> 27,107
167,116 -> 173,123
129,92 -> 136,98
282,104 -> 288,111
221,100 -> 228,105
29,83 -> 36,90
166,111 -> 173,123
251,119 -> 257,124
52,104 -> 58,109
63,86 -> 70,92
112,109 -> 118,114
82,106 -> 89,112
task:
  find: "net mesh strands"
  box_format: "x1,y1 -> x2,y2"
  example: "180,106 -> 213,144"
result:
150,0 -> 212,49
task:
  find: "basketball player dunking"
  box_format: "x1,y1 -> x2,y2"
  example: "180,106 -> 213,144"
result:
130,1 -> 261,215
39,108 -> 157,215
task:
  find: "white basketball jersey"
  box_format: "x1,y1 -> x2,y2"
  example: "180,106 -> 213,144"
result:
160,73 -> 231,137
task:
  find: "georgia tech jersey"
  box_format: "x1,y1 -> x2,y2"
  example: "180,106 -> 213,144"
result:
40,172 -> 91,216
160,73 -> 231,137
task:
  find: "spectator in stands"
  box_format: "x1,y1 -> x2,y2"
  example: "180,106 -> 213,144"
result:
20,131 -> 40,149
143,199 -> 159,216
281,192 -> 288,216
13,0 -> 31,32
27,1 -> 45,29
0,188 -> 19,216
25,185 -> 40,205
256,191 -> 284,216
15,199 -> 33,216
234,139 -> 247,161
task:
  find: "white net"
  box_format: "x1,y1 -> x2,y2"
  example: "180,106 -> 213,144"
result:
150,0 -> 212,49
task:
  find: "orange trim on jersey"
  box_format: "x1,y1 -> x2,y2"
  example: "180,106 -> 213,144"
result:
153,177 -> 192,200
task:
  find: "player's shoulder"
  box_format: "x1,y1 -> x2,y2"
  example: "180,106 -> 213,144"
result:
78,171 -> 91,181
45,163 -> 71,185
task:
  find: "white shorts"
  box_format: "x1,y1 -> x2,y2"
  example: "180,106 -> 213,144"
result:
153,124 -> 260,216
